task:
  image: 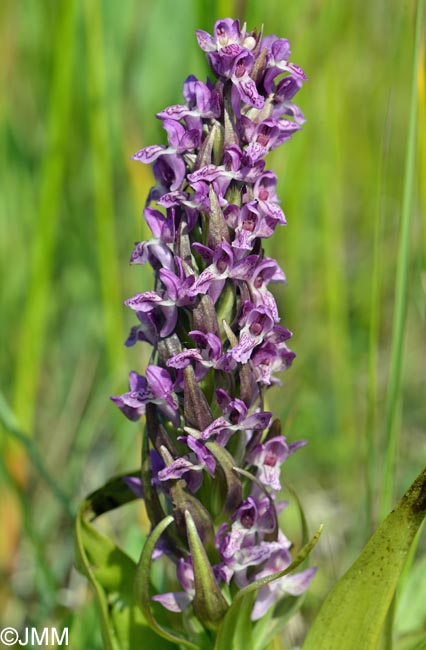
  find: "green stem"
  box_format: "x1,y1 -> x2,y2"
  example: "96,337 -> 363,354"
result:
380,0 -> 423,521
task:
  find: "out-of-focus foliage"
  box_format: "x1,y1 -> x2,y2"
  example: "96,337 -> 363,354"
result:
0,1 -> 424,648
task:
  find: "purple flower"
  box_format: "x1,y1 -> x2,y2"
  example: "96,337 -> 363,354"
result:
196,19 -> 252,53
158,76 -> 221,122
232,203 -> 283,251
251,545 -> 317,620
261,34 -> 308,95
124,310 -> 161,348
247,436 -> 307,490
152,557 -> 195,613
167,330 -> 236,379
132,121 -> 201,166
230,255 -> 285,320
112,16 -> 314,631
185,389 -> 272,445
217,496 -> 282,584
188,242 -> 234,301
111,366 -> 179,426
153,154 -> 186,192
251,333 -> 296,385
231,303 -> 276,363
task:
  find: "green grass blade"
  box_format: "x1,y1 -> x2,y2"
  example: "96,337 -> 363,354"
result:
83,0 -> 125,376
11,0 -> 78,433
0,458 -> 58,606
419,36 -> 426,264
380,0 -> 423,520
364,98 -> 393,531
0,390 -> 74,517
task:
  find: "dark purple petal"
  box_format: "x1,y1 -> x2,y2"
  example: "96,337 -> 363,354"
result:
125,291 -> 164,312
158,457 -> 201,481
157,104 -> 191,121
233,73 -> 265,109
162,119 -> 186,148
129,370 -> 147,392
196,29 -> 216,52
153,154 -> 186,191
286,62 -> 308,80
198,417 -> 230,440
271,38 -> 291,62
188,164 -> 230,184
214,18 -> 241,45
184,435 -> 216,476
132,144 -> 166,164
244,411 -> 272,431
146,365 -> 177,409
167,349 -> 204,369
110,394 -> 144,421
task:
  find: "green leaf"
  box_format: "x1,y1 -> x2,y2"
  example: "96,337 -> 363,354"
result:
303,466 -> 426,650
214,526 -> 322,650
396,550 -> 426,635
397,633 -> 426,650
0,390 -> 74,517
68,601 -> 103,650
75,474 -> 176,650
215,591 -> 257,650
134,515 -> 200,650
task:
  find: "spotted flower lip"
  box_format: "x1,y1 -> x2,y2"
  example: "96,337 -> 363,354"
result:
113,16 -> 314,628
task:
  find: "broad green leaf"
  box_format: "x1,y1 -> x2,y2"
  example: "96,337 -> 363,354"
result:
397,633 -> 426,650
396,551 -> 426,635
303,466 -> 426,650
214,526 -> 322,650
75,474 -> 176,650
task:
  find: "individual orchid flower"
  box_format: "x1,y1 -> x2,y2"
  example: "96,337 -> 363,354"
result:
247,436 -> 307,491
111,366 -> 180,426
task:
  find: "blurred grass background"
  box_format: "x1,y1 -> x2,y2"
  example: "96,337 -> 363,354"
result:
0,0 -> 424,647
